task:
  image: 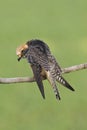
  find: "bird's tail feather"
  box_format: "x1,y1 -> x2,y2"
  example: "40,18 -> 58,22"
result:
56,75 -> 75,91
53,85 -> 61,100
46,71 -> 61,100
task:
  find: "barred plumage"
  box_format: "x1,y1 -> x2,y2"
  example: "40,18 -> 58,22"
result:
16,39 -> 75,100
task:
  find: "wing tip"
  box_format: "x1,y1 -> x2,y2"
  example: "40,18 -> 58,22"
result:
42,94 -> 45,99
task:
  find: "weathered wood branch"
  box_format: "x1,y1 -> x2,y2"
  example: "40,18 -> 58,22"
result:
0,63 -> 87,84
62,63 -> 87,73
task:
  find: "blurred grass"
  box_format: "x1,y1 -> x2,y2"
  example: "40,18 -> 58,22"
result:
0,0 -> 87,130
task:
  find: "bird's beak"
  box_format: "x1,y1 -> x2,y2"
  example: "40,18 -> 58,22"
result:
16,53 -> 23,62
17,56 -> 22,61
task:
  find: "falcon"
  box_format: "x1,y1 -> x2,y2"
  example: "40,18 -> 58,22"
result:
16,39 -> 75,100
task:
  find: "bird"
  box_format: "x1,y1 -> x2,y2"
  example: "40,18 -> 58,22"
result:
16,39 -> 75,100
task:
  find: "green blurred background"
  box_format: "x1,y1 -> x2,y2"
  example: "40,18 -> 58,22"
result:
0,0 -> 87,129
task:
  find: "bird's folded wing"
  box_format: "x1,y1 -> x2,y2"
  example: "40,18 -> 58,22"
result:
28,44 -> 50,71
31,64 -> 45,99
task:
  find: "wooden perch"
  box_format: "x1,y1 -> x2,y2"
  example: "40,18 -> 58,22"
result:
62,63 -> 87,73
0,63 -> 87,84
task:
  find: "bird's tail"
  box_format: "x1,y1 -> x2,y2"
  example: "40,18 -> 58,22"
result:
46,71 -> 61,100
56,75 -> 75,91
53,83 -> 61,100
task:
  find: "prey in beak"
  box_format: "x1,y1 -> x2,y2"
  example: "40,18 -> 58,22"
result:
16,44 -> 28,61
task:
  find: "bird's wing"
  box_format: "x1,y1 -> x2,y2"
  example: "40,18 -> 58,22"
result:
28,44 -> 50,71
31,64 -> 45,99
48,55 -> 62,73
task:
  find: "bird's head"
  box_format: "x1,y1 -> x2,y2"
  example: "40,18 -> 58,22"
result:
16,39 -> 48,61
16,43 -> 29,61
